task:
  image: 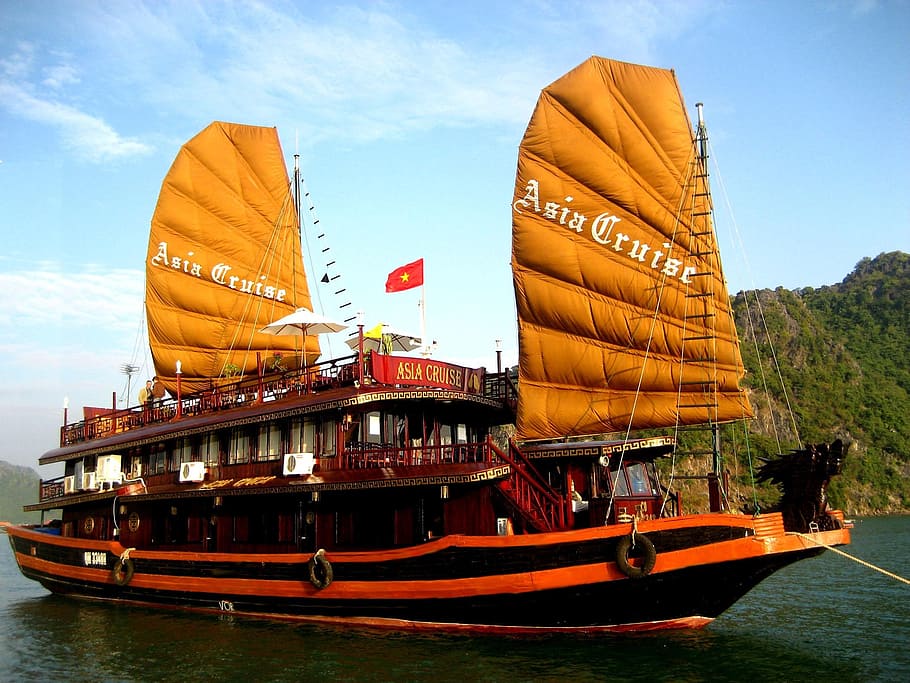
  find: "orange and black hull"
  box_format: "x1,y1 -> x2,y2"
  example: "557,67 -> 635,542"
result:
5,512 -> 849,633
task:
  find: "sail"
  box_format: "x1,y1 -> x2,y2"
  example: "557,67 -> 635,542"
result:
511,57 -> 752,441
146,122 -> 319,394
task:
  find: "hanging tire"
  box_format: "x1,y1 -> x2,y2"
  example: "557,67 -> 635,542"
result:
615,533 -> 656,579
308,548 -> 333,589
111,557 -> 135,586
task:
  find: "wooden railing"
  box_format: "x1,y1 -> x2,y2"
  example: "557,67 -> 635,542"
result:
60,353 -> 363,447
341,440 -> 493,469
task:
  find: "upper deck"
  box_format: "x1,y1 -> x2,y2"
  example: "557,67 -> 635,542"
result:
46,350 -> 516,464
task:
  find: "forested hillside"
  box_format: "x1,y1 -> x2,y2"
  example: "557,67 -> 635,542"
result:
731,251 -> 909,514
0,461 -> 42,523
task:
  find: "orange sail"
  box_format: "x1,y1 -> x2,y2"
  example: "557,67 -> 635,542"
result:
511,57 -> 752,441
146,122 -> 319,394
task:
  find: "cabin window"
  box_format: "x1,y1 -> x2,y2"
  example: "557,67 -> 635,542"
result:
626,463 -> 654,495
289,418 -> 316,453
175,438 -> 193,464
610,469 -> 630,497
456,424 -> 468,444
149,446 -> 166,475
439,424 -> 452,446
255,422 -> 281,461
366,411 -> 382,444
319,419 -> 336,457
227,428 -> 251,464
199,433 -> 220,466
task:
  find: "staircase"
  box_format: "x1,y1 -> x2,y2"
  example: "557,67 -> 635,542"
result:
490,439 -> 569,532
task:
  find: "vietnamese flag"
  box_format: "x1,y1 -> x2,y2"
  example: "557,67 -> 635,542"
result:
385,258 -> 424,293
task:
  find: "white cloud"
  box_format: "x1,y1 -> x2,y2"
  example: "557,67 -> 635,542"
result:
0,265 -> 143,331
0,44 -> 152,163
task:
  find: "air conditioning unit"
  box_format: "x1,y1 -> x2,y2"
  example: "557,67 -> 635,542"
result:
179,461 -> 206,483
283,452 -> 314,476
96,454 -> 123,486
81,471 -> 97,491
63,476 -> 76,495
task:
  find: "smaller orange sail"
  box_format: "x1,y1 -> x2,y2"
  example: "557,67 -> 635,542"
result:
146,122 -> 319,394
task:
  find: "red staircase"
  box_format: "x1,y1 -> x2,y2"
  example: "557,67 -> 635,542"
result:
489,439 -> 570,532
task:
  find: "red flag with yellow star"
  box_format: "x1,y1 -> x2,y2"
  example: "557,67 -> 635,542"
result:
385,258 -> 424,293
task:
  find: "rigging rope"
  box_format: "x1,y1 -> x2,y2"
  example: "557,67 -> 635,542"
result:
795,532 -> 910,586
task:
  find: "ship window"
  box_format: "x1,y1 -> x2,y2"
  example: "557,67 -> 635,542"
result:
150,446 -> 166,475
366,411 -> 382,444
319,420 -> 336,457
610,470 -> 630,497
255,422 -> 281,461
199,433 -> 220,466
456,424 -> 467,444
627,463 -> 651,495
228,428 -> 250,464
175,438 -> 193,464
289,418 -> 315,454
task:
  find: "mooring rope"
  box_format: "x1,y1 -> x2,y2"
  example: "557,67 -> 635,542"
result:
796,532 -> 910,586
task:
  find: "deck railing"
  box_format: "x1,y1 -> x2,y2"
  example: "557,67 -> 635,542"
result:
60,353 -> 363,447
59,353 -> 513,449
341,440 -> 493,469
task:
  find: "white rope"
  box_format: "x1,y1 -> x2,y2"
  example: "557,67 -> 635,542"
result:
796,532 -> 910,586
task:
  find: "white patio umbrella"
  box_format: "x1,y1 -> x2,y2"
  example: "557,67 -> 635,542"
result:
259,308 -> 348,391
259,308 -> 348,337
346,323 -> 422,354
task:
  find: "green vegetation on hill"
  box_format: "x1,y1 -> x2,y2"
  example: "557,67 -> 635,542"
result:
0,461 -> 42,524
729,251 -> 910,514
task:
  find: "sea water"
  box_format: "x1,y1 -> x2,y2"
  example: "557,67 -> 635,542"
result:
1,516 -> 907,682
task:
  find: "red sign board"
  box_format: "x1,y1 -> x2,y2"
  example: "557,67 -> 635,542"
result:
370,353 -> 484,393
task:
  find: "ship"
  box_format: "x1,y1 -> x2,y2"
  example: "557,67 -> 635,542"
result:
4,57 -> 850,633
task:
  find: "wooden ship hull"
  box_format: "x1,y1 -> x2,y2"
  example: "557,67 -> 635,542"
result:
6,509 -> 847,633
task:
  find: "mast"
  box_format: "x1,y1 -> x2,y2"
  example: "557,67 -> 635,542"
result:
696,102 -> 726,510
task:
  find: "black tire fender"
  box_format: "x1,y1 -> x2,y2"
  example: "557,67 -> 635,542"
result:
308,548 -> 333,589
111,556 -> 135,586
615,533 -> 656,579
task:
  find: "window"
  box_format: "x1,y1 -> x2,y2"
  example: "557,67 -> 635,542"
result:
256,422 -> 281,461
610,469 -> 630,497
174,438 -> 193,464
150,447 -> 166,475
319,420 -> 336,457
626,463 -> 652,495
227,428 -> 250,464
289,418 -> 315,454
366,411 -> 382,444
199,433 -> 220,466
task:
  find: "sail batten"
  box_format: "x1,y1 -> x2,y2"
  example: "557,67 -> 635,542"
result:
512,57 -> 752,441
146,122 -> 318,395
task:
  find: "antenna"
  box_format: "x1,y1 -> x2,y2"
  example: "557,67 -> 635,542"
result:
120,363 -> 140,406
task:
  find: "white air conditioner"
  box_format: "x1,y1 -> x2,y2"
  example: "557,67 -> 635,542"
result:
179,461 -> 206,483
63,475 -> 76,495
96,454 -> 123,485
81,471 -> 97,491
283,452 -> 314,476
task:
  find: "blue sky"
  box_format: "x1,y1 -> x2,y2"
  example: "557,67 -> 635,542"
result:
1,0 -> 907,470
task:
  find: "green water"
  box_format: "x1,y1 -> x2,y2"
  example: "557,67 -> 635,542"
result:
2,516 -> 907,682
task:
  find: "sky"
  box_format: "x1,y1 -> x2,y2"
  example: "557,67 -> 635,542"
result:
1,0 -> 907,470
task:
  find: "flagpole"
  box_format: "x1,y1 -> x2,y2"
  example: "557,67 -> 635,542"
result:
420,283 -> 428,357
